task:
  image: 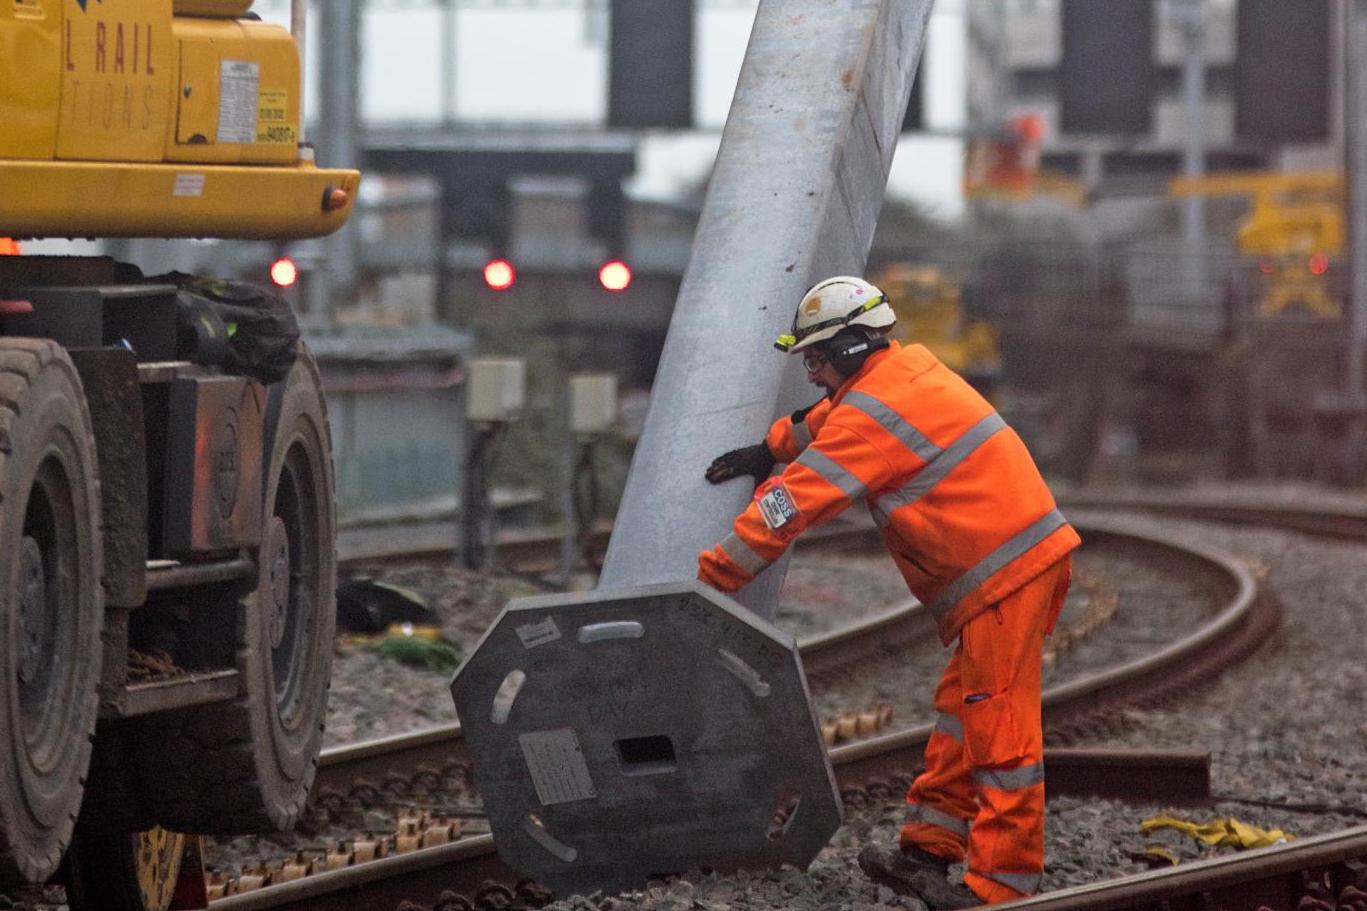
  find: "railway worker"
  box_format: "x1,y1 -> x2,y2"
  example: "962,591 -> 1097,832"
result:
697,275 -> 1079,909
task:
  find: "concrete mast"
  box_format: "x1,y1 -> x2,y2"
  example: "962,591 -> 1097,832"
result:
599,0 -> 933,619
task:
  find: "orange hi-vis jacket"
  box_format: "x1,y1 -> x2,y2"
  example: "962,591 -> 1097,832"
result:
698,341 -> 1080,644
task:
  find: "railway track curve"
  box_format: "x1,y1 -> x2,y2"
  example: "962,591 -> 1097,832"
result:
206,515 -> 1289,911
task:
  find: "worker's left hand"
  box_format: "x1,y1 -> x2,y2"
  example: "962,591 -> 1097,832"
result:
705,443 -> 776,485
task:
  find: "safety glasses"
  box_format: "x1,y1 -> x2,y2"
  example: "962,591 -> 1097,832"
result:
802,350 -> 828,372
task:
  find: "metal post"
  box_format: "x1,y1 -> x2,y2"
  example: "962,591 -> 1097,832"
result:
1174,0 -> 1207,294
1347,0 -> 1367,406
290,0 -> 308,146
317,0 -> 362,314
597,0 -> 932,620
442,0 -> 458,124
297,239 -> 332,331
558,427 -> 577,587
461,424 -> 499,572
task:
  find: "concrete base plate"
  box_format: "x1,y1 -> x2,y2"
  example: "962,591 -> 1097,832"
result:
450,581 -> 842,897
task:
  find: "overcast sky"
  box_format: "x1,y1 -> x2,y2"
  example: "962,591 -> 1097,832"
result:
255,0 -> 967,219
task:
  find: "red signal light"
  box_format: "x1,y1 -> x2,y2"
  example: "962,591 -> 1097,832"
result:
270,256 -> 299,288
598,260 -> 632,292
1308,252 -> 1330,276
483,259 -> 516,291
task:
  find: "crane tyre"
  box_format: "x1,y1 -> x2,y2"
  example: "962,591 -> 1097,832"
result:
130,348 -> 335,834
0,339 -> 103,885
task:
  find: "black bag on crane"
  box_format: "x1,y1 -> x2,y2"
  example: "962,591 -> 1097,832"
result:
158,272 -> 301,385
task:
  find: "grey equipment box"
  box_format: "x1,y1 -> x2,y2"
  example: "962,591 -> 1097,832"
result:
450,581 -> 842,897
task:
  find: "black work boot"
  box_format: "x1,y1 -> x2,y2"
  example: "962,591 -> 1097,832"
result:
857,845 -> 980,910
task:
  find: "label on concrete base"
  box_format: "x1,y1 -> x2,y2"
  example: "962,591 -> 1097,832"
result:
519,728 -> 597,806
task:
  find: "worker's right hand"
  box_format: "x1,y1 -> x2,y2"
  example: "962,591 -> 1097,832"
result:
704,443 -> 776,485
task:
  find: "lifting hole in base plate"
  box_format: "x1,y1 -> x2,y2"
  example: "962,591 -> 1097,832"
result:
615,734 -> 677,776
491,669 -> 526,725
524,812 -> 578,863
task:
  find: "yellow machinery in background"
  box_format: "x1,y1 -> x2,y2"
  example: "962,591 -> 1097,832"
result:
1170,171 -> 1344,318
1163,171 -> 1348,479
872,262 -> 1002,390
0,3 -> 358,909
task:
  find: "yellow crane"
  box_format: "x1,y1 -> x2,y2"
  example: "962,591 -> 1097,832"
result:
1169,171 -> 1343,318
0,3 -> 358,908
1,0 -> 356,238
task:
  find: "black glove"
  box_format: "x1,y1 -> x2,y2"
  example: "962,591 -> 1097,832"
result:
705,443 -> 776,485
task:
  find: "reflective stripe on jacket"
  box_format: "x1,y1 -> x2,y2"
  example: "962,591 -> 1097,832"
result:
765,398 -> 830,463
700,341 -> 1081,644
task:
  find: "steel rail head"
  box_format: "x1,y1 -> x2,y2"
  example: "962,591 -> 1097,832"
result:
1057,491 -> 1367,540
1036,520 -> 1263,719
989,825 -> 1367,911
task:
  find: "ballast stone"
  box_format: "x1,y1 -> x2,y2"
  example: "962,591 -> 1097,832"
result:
450,581 -> 842,897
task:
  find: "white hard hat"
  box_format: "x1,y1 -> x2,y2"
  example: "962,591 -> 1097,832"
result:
774,276 -> 895,353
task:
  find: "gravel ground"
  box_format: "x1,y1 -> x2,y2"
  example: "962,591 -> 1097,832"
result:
14,488 -> 1367,911
296,498 -> 1367,911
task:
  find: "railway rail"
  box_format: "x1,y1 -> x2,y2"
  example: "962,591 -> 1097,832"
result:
1055,491 -> 1367,542
204,513 -> 1292,911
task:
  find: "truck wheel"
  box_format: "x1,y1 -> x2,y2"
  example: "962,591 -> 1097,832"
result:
0,340 -> 103,885
62,824 -> 184,911
133,350 -> 336,833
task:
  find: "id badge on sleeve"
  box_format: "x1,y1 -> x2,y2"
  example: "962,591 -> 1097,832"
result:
756,481 -> 802,540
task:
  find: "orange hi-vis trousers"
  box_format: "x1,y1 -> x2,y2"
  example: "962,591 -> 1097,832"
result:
899,557 -> 1072,904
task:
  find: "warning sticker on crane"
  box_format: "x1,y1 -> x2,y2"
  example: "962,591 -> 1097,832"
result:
218,60 -> 260,145
173,174 -> 206,198
256,89 -> 295,144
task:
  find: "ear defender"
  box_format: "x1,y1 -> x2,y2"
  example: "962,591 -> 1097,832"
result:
826,328 -> 890,375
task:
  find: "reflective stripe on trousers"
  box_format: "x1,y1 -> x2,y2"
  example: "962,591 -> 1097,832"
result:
971,762 -> 1043,792
935,713 -> 962,742
970,869 -> 1043,896
904,800 -> 971,839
